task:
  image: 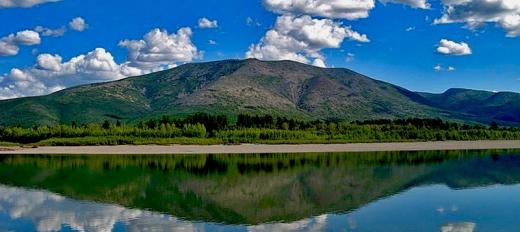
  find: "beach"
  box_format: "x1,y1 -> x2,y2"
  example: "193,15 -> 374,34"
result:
0,140 -> 519,154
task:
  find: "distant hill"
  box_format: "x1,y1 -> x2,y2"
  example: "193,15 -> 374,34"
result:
0,59 -> 518,126
418,88 -> 520,124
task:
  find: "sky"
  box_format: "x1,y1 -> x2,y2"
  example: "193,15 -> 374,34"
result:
0,0 -> 519,100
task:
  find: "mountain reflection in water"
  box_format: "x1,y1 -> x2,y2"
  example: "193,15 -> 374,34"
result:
0,150 -> 519,231
0,185 -> 330,232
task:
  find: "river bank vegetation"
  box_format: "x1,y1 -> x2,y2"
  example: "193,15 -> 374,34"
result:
0,113 -> 519,146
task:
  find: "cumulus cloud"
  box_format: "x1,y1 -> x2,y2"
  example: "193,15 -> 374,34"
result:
0,30 -> 41,56
198,17 -> 218,28
14,30 -> 41,45
436,39 -> 472,55
36,53 -> 63,71
246,15 -> 369,67
0,0 -> 59,8
0,26 -> 200,99
0,17 -> 87,57
263,0 -> 433,19
36,17 -> 86,37
380,0 -> 430,9
69,17 -> 87,31
119,27 -> 201,73
0,48 -> 135,99
0,39 -> 18,56
435,0 -> 520,37
263,0 -> 376,20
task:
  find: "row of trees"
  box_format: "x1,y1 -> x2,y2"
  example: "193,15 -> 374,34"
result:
93,113 -> 508,132
133,113 -> 229,134
0,113 -> 518,144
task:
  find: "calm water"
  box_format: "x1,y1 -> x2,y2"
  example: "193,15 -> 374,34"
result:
0,150 -> 520,231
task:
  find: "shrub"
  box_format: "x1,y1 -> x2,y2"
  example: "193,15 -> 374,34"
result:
182,123 -> 207,138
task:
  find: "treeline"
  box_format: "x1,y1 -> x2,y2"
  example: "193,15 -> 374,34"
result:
134,113 -> 229,133
0,113 -> 519,145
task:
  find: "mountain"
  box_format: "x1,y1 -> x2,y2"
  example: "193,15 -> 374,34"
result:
0,59 -> 517,126
418,88 -> 520,124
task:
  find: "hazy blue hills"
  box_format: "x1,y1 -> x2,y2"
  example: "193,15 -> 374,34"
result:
0,59 -> 518,126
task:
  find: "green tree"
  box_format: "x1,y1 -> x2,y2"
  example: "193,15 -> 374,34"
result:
102,120 -> 111,130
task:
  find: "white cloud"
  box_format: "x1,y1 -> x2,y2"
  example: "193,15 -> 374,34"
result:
119,27 -> 201,73
246,15 -> 369,66
436,39 -> 472,55
0,18 -> 86,57
0,38 -> 20,56
0,26 -> 200,99
500,14 -> 520,37
0,185 -> 204,232
36,53 -> 62,71
405,26 -> 416,31
263,0 -> 376,20
0,30 -> 40,56
208,39 -> 217,45
0,0 -> 60,8
35,25 -> 66,37
36,17 -> 86,37
198,17 -> 218,28
69,17 -> 87,31
435,0 -> 520,37
14,30 -> 41,45
447,66 -> 456,71
346,28 -> 370,42
434,64 -> 442,71
0,48 -> 133,99
380,0 -> 430,9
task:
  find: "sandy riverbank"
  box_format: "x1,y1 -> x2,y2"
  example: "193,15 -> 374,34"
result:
0,140 -> 519,154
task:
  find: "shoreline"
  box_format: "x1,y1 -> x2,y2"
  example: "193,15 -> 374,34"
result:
0,140 -> 519,154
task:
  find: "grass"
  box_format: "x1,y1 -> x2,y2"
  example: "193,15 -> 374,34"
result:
34,136 -> 224,146
27,136 -> 519,147
0,141 -> 20,147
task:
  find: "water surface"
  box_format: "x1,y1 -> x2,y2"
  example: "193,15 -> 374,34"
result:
0,150 -> 519,231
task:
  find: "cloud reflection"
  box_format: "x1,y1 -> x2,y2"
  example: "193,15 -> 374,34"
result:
0,184 -> 331,232
441,222 -> 476,232
247,214 -> 328,232
0,185 -> 203,232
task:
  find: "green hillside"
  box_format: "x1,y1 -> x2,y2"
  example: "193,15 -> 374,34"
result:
0,59 -> 517,126
419,88 -> 520,124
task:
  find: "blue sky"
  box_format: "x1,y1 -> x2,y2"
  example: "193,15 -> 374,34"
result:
0,0 -> 519,99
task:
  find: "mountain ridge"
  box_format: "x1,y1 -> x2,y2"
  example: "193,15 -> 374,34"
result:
0,59 -> 518,126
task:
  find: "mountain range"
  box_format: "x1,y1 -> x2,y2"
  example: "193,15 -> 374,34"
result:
0,58 -> 519,126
